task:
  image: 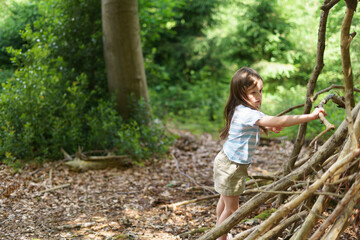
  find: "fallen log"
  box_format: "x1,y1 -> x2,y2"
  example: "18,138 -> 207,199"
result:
64,148 -> 132,171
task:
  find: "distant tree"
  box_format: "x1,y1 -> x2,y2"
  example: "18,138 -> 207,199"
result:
102,0 -> 149,118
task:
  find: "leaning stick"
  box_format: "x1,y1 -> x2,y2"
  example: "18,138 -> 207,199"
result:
290,186 -> 330,240
285,0 -> 334,175
232,226 -> 258,240
308,94 -> 337,148
319,190 -> 360,240
309,174 -> 360,240
258,210 -> 308,240
304,101 -> 360,240
244,149 -> 360,240
245,189 -> 342,198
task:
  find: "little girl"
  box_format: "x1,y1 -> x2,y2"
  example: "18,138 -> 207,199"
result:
213,67 -> 325,240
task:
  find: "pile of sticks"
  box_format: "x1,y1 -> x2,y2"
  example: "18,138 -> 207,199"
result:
210,102 -> 360,240
195,1 -> 360,239
170,100 -> 359,240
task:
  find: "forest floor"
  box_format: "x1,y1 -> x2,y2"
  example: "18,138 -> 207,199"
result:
0,130 -> 357,240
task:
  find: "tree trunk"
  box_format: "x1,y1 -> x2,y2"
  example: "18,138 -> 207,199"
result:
341,0 -> 357,109
102,0 -> 149,118
284,0 -> 333,175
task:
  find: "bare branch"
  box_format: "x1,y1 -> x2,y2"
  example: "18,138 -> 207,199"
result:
321,0 -> 341,11
286,0 -> 333,174
308,94 -> 337,148
276,104 -> 305,117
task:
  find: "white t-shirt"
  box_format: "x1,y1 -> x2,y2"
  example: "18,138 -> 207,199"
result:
223,105 -> 265,164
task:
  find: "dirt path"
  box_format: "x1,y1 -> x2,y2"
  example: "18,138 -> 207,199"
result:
0,132 -> 354,240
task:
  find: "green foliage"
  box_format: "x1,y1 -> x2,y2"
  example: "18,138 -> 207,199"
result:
1,0 -> 359,167
0,0 -> 41,67
34,0 -> 107,95
145,0 -> 360,141
226,0 -> 292,65
140,0 -> 228,133
254,208 -> 277,221
0,45 -> 172,164
149,0 -> 222,87
0,0 -> 174,166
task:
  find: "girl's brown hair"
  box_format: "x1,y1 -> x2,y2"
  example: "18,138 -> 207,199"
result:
219,67 -> 264,140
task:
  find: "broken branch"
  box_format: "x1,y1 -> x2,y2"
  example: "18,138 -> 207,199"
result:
39,184 -> 70,194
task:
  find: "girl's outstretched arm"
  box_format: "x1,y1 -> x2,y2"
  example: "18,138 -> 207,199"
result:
256,107 -> 325,128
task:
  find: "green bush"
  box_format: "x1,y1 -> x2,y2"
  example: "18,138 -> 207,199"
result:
0,0 -> 40,67
0,49 -> 173,165
0,1 -> 174,166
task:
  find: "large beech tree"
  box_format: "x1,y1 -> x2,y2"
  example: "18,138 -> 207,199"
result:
102,0 -> 149,118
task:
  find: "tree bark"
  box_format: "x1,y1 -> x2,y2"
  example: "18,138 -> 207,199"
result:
102,0 -> 149,118
341,0 -> 358,149
284,0 -> 335,174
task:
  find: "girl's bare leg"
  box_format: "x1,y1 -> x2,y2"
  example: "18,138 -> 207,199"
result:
216,195 -> 225,225
216,195 -> 239,240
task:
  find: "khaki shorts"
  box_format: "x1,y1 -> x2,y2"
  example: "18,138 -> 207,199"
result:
213,149 -> 249,196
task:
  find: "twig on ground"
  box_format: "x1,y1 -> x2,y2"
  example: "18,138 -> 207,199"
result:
165,194 -> 220,208
39,184 -> 70,194
0,219 -> 9,225
55,222 -> 95,230
171,153 -> 215,194
49,168 -> 53,188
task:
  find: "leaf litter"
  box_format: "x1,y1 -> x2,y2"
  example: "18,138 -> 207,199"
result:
0,131 -> 357,239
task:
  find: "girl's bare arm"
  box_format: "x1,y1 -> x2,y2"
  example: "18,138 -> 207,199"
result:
256,108 -> 325,128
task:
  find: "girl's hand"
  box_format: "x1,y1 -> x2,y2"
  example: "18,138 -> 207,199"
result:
311,107 -> 326,119
270,126 -> 283,133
